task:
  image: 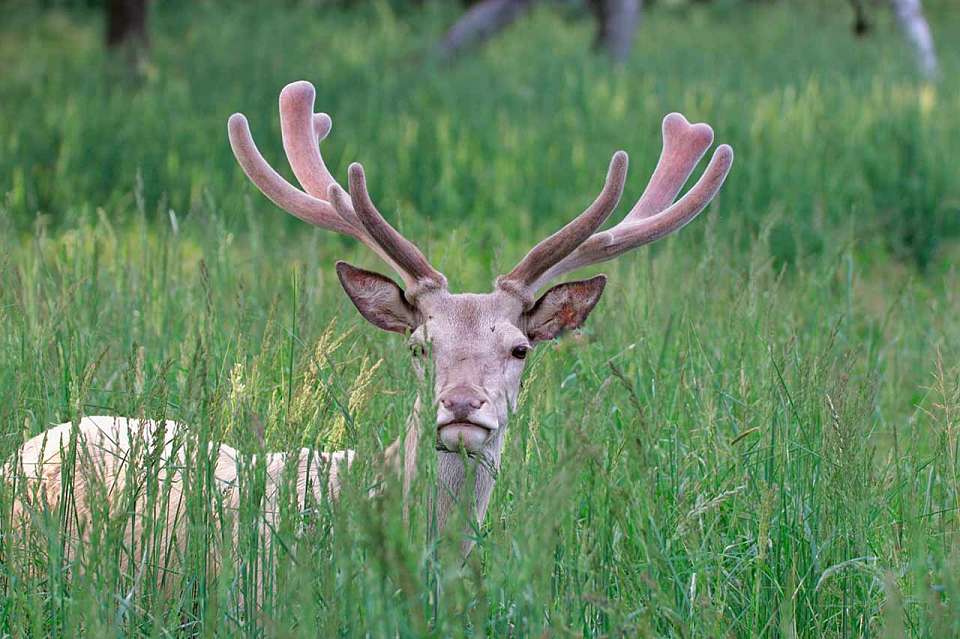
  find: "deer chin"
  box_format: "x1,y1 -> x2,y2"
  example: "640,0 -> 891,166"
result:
437,422 -> 492,453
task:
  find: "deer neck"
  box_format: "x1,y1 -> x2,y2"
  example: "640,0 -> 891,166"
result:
389,393 -> 503,553
434,430 -> 503,554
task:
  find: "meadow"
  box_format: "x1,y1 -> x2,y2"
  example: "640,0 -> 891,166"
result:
1,1 -> 959,636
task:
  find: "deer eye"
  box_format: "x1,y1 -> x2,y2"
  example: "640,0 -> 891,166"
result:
511,345 -> 529,360
409,342 -> 426,359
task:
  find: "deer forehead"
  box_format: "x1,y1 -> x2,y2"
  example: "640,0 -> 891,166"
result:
414,291 -> 527,352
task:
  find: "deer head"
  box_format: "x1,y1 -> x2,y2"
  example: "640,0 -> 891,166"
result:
228,81 -> 733,544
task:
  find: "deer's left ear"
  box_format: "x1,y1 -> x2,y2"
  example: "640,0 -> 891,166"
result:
522,275 -> 606,343
336,261 -> 420,334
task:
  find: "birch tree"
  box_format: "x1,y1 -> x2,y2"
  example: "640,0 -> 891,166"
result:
889,0 -> 939,80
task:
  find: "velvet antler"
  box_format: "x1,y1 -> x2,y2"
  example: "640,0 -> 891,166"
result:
499,113 -> 733,300
228,81 -> 446,294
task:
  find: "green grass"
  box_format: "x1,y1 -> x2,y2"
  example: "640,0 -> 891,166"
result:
1,1 -> 960,636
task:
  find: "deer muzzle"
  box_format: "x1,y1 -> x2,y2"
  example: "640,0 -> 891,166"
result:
436,386 -> 497,452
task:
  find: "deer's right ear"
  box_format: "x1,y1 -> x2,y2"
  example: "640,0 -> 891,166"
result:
335,261 -> 420,334
522,275 -> 606,343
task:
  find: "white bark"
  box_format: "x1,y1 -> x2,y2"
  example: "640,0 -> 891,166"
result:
890,0 -> 940,80
436,0 -> 535,60
592,0 -> 642,64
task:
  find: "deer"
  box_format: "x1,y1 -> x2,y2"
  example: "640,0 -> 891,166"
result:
6,81 -> 732,562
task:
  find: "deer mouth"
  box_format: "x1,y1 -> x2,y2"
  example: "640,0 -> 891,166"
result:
437,421 -> 492,452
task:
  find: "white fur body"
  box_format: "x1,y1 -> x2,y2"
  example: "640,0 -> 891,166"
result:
5,416 -> 354,553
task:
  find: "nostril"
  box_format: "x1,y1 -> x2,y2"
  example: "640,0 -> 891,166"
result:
439,390 -> 486,417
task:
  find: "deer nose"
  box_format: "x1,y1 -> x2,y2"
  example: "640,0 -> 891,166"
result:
439,388 -> 486,420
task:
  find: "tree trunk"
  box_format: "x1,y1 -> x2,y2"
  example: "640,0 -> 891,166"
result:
106,0 -> 149,70
849,0 -> 870,36
889,0 -> 939,80
436,0 -> 535,60
589,0 -> 641,64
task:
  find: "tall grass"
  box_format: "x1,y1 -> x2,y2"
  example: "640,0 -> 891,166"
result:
1,1 -> 959,636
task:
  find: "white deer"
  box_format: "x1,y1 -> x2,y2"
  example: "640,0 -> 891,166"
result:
6,81 -> 733,558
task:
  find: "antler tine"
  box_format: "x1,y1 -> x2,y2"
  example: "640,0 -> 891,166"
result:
346,164 -> 448,292
630,113 -> 715,219
279,83 -> 338,202
532,137 -> 734,292
496,151 -> 628,303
